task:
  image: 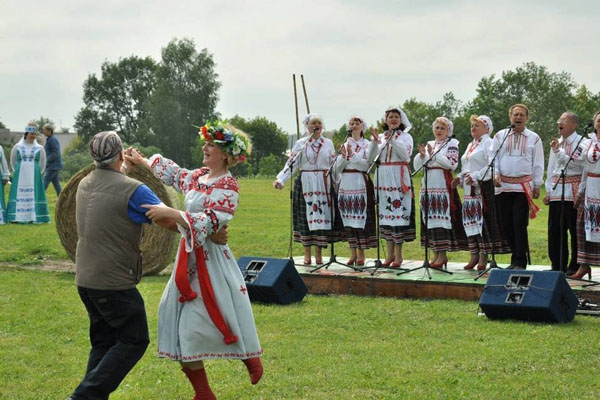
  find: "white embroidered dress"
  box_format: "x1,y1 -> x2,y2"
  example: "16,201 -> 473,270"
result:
458,135 -> 493,236
150,155 -> 262,362
335,137 -> 371,229
276,135 -> 336,231
368,130 -> 413,227
582,138 -> 600,243
413,138 -> 460,229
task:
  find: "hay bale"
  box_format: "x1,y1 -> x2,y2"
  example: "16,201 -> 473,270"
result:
56,164 -> 180,275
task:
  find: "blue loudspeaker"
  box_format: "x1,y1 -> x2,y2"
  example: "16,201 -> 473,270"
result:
479,269 -> 578,323
237,257 -> 308,305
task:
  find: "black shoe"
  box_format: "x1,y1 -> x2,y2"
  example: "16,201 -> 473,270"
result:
507,265 -> 525,270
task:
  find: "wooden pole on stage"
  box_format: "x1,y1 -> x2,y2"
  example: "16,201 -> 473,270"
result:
300,74 -> 310,115
293,74 -> 300,140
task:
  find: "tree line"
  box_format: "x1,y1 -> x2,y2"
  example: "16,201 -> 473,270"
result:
3,38 -> 599,182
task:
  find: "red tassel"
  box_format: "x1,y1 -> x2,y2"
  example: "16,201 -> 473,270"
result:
194,246 -> 238,345
175,239 -> 198,303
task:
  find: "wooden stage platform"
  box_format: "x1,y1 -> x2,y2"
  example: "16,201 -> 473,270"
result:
291,257 -> 600,304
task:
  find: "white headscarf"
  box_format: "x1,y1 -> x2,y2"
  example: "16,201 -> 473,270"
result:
471,115 -> 494,135
302,113 -> 325,133
384,106 -> 412,132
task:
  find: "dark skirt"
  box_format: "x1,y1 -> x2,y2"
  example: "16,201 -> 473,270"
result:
465,180 -> 511,255
292,176 -> 345,247
343,174 -> 378,249
420,187 -> 468,252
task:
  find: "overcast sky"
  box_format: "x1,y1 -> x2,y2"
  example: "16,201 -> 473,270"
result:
1,0 -> 598,137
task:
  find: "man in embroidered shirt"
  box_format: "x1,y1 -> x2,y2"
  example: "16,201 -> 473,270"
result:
543,112 -> 589,274
492,104 -> 544,269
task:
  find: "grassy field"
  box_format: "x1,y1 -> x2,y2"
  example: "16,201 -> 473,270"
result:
3,177 -> 594,400
0,176 -> 552,267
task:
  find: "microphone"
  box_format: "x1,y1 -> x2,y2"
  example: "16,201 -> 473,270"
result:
346,129 -> 352,136
585,122 -> 593,130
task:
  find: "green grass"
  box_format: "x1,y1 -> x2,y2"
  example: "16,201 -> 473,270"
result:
1,267 -> 599,399
1,177 -> 574,399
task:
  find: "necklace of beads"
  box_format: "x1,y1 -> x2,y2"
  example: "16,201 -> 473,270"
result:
305,138 -> 323,164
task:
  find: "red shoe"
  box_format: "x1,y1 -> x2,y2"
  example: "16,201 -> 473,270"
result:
570,265 -> 592,280
430,258 -> 448,269
356,260 -> 365,266
382,259 -> 394,267
476,263 -> 487,271
347,257 -> 357,266
389,262 -> 402,269
463,262 -> 477,270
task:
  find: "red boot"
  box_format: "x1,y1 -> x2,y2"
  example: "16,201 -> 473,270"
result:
242,357 -> 263,385
182,367 -> 217,400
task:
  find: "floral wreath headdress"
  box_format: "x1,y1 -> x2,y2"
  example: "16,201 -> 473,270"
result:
197,120 -> 252,164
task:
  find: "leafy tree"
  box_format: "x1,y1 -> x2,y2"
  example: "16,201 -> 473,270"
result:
74,56 -> 157,142
228,115 -> 288,175
467,62 -> 579,142
258,154 -> 282,176
141,38 -> 221,167
570,85 -> 600,130
0,119 -> 5,129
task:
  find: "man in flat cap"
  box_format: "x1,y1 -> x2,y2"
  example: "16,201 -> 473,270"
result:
68,131 -> 169,399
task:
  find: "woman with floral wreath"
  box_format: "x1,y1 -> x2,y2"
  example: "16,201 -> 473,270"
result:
127,121 -> 262,399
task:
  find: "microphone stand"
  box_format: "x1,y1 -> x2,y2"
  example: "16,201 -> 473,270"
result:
398,138 -> 452,279
311,136 -> 362,272
362,130 -> 409,275
475,125 -> 513,280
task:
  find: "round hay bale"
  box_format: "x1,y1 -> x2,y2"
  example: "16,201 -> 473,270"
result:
56,164 -> 180,275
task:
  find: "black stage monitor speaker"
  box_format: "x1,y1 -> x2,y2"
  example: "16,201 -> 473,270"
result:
238,257 -> 308,305
479,269 -> 578,323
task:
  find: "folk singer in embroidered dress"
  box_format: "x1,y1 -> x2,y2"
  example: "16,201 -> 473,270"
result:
492,104 -> 544,270
367,106 -> 416,268
574,109 -> 600,280
127,122 -> 262,399
273,113 -> 343,266
6,123 -> 50,223
542,112 -> 588,275
453,115 -> 510,270
335,115 -> 377,266
0,144 -> 10,224
414,117 -> 467,268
